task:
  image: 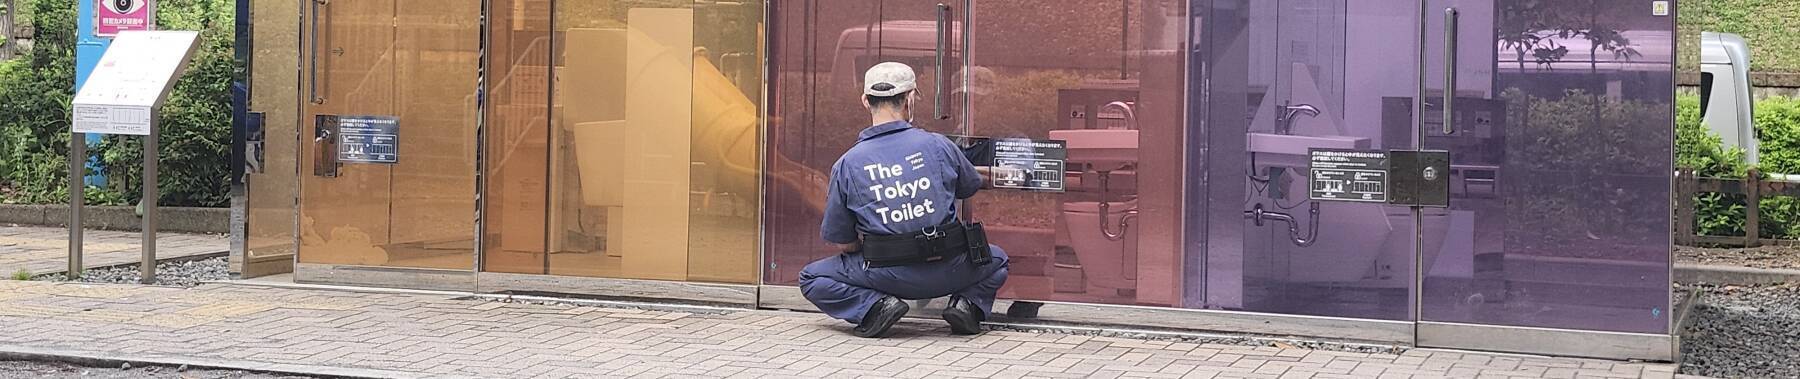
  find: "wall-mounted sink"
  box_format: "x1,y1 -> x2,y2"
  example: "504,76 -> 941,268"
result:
1247,132 -> 1370,156
1049,129 -> 1138,171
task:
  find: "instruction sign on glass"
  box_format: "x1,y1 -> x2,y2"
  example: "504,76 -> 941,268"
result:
336,116 -> 400,164
990,138 -> 1067,192
1308,149 -> 1389,203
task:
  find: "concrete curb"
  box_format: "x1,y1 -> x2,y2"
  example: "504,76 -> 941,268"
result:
0,204 -> 227,234
0,344 -> 471,379
1675,263 -> 1800,285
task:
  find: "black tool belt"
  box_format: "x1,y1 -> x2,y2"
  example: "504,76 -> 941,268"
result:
861,220 -> 994,268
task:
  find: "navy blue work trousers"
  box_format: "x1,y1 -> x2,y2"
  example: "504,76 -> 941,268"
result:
799,246 -> 1010,324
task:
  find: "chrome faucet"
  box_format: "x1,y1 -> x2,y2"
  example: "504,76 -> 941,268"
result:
1275,101 -> 1320,135
1099,101 -> 1137,130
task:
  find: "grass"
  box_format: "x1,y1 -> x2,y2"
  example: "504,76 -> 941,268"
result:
1679,0 -> 1800,73
10,268 -> 30,281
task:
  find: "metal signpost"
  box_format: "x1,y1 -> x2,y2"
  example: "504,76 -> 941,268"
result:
68,30 -> 200,282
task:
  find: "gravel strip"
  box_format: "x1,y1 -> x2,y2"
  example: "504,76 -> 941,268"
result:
0,361 -> 316,379
1678,282 -> 1800,378
33,257 -> 229,287
1678,245 -> 1800,270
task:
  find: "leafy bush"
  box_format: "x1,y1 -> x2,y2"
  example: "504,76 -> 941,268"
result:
0,0 -> 78,204
1502,88 -> 1673,255
0,0 -> 234,207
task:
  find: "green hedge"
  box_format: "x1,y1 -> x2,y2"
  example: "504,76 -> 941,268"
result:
1679,94 -> 1800,239
0,0 -> 235,207
1678,0 -> 1800,73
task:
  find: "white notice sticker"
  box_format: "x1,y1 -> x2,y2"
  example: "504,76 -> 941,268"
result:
1653,1 -> 1670,16
72,104 -> 154,135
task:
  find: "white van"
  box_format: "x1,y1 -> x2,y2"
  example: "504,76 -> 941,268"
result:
1700,32 -> 1756,163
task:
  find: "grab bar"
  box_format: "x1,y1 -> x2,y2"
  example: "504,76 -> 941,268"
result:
1442,8 -> 1458,135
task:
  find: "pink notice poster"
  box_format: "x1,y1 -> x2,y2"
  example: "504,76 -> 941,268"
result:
95,0 -> 154,37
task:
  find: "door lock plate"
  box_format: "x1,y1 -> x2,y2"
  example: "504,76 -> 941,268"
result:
1388,150 -> 1450,207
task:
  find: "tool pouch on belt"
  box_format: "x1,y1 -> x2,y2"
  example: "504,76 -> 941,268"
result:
862,220 -> 976,268
964,222 -> 993,265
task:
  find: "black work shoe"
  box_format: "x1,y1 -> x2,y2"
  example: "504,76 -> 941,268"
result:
942,296 -> 985,335
853,296 -> 909,338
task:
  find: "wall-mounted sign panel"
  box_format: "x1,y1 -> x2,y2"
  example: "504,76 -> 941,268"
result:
335,116 -> 400,164
1309,148 -> 1389,203
991,138 -> 1067,192
958,136 -> 1067,192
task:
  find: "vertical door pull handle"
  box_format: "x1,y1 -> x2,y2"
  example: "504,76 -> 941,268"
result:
934,3 -> 951,120
1442,8 -> 1458,135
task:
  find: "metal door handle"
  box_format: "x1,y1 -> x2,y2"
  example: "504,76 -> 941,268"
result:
934,3 -> 951,120
308,0 -> 328,104
1442,8 -> 1458,135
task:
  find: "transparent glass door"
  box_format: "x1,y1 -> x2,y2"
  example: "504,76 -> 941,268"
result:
1185,0 -> 1423,320
296,0 -> 481,271
1417,0 -> 1675,335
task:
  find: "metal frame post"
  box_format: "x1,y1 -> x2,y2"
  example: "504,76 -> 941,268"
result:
68,133 -> 86,279
141,117 -> 159,283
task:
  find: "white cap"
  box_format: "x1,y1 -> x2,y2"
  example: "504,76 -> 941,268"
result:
863,62 -> 917,97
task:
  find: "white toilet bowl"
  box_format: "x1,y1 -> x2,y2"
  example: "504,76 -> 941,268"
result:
1061,201 -> 1139,292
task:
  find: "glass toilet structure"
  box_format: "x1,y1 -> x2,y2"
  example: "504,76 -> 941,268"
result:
241,0 -> 1679,361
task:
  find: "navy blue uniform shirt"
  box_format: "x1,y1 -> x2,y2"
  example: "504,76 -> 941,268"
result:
821,121 -> 982,244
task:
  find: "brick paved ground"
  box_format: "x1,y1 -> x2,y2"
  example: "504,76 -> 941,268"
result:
0,225 -> 226,277
0,280 -> 1696,379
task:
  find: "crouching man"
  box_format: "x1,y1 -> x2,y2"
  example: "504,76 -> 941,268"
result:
799,62 -> 1010,338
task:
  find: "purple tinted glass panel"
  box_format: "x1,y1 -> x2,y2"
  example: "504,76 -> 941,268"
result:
1418,0 -> 1674,334
1190,0 -> 1422,321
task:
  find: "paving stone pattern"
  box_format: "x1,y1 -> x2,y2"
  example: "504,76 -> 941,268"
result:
0,225 -> 226,276
0,280 -> 1695,379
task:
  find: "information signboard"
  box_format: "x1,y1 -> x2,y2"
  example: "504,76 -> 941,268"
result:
988,138 -> 1067,192
71,30 -> 198,135
1308,149 -> 1390,203
335,116 -> 401,164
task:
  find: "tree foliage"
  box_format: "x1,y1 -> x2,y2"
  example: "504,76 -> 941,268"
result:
0,0 -> 234,206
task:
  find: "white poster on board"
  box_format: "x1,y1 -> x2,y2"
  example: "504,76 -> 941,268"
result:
71,30 -> 199,135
